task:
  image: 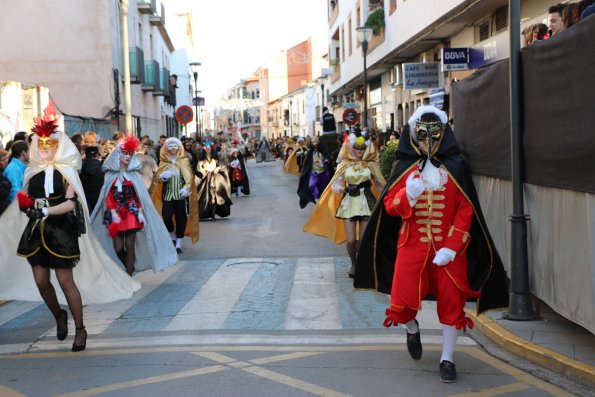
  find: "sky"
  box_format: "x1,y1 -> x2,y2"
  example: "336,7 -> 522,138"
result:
190,0 -> 327,104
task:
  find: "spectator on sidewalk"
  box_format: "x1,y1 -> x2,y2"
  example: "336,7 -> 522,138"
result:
522,23 -> 549,47
321,107 -> 337,135
0,149 -> 12,216
80,145 -> 104,214
549,3 -> 568,35
4,140 -> 29,203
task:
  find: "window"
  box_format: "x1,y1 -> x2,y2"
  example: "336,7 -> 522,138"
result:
348,15 -> 352,56
341,25 -> 345,62
389,0 -> 397,15
356,3 -> 361,47
494,6 -> 508,32
478,21 -> 490,41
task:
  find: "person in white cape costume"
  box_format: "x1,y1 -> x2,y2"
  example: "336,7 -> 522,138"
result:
90,139 -> 178,274
0,131 -> 141,306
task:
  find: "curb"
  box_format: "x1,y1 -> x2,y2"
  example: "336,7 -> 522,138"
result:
465,308 -> 595,386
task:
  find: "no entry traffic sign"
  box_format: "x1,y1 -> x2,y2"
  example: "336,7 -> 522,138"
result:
175,105 -> 194,124
342,108 -> 359,126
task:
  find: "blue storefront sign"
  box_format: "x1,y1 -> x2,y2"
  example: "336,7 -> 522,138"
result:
429,89 -> 446,110
441,48 -> 469,71
468,31 -> 510,69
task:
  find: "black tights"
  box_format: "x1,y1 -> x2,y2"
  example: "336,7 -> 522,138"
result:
113,230 -> 137,276
31,266 -> 86,345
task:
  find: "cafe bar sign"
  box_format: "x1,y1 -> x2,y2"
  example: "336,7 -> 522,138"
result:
403,62 -> 441,90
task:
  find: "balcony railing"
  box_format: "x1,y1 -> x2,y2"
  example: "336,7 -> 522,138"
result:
153,67 -> 168,96
137,0 -> 156,14
142,60 -> 160,91
149,2 -> 165,26
129,46 -> 145,84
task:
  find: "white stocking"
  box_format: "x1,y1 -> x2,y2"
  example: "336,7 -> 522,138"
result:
176,238 -> 183,249
404,319 -> 419,334
440,324 -> 459,363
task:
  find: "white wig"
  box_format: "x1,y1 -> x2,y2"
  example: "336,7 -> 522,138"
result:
408,105 -> 448,132
165,137 -> 183,148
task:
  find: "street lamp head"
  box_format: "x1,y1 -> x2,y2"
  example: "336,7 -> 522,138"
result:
356,26 -> 373,44
189,61 -> 202,74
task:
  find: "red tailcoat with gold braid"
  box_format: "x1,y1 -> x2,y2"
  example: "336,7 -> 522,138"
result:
383,167 -> 479,329
354,125 -> 509,325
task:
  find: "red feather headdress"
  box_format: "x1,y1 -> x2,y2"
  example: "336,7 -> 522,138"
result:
120,136 -> 140,154
31,102 -> 60,138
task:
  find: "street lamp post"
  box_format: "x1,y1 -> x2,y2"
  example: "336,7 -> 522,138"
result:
189,62 -> 202,141
356,26 -> 373,129
504,0 -> 536,321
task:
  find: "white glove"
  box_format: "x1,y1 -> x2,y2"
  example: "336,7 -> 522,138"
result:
405,173 -> 425,203
160,170 -> 172,180
138,213 -> 146,224
111,211 -> 121,224
41,208 -> 49,218
432,248 -> 456,266
230,160 -> 239,168
179,187 -> 190,198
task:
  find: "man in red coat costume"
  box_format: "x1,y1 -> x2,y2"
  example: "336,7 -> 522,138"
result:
355,105 -> 509,383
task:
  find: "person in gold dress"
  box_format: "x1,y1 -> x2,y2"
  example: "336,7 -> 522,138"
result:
303,133 -> 385,277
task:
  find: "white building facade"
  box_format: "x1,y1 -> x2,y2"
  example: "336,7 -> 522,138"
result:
327,0 -> 554,132
0,0 -> 181,140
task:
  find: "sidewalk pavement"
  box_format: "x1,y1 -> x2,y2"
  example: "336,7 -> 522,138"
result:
465,301 -> 595,387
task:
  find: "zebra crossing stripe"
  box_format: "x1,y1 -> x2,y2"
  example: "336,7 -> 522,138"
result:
164,259 -> 262,331
284,258 -> 341,330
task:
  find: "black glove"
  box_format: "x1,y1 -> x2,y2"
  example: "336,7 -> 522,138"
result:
26,208 -> 45,220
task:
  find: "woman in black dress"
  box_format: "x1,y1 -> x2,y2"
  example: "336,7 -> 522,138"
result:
16,115 -> 87,352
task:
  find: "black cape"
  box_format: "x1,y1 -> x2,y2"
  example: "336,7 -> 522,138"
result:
297,148 -> 315,209
229,152 -> 250,195
354,125 -> 509,313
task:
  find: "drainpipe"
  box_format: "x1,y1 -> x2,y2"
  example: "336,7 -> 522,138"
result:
120,0 -> 133,135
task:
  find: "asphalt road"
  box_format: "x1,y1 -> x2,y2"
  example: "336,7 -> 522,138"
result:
0,159 -> 591,397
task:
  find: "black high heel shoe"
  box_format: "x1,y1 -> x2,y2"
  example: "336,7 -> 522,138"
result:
72,326 -> 87,352
56,309 -> 68,341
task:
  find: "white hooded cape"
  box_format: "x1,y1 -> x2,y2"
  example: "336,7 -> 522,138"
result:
0,131 -> 141,304
90,145 -> 178,273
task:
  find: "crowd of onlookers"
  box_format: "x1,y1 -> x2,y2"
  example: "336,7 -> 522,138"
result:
523,1 -> 594,47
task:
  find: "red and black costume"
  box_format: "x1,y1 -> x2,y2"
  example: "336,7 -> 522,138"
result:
355,124 -> 508,319
104,179 -> 143,237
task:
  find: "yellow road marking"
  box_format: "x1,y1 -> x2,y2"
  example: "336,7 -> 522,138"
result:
53,365 -> 228,397
458,347 -> 574,397
447,381 -> 529,397
250,351 -> 325,365
242,366 -> 353,397
0,385 -> 27,397
1,345 -> 575,396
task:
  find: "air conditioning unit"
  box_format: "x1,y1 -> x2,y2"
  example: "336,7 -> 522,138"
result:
388,67 -> 395,84
395,65 -> 403,86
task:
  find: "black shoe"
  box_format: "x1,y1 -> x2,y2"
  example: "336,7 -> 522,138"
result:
56,309 -> 68,341
72,326 -> 87,352
172,240 -> 176,247
439,360 -> 457,383
406,320 -> 422,360
176,247 -> 183,254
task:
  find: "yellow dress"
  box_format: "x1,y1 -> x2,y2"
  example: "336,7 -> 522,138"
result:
303,141 -> 386,244
335,166 -> 374,219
